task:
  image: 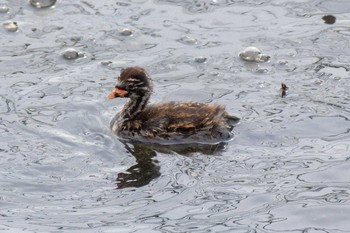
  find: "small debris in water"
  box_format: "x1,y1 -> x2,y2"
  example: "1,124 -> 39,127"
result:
0,4 -> 9,13
322,15 -> 336,25
194,56 -> 207,63
3,21 -> 18,32
30,0 -> 57,8
119,28 -> 133,36
259,54 -> 270,62
281,83 -> 288,97
62,48 -> 80,60
239,46 -> 270,62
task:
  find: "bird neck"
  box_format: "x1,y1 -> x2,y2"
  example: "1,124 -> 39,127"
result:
121,93 -> 150,121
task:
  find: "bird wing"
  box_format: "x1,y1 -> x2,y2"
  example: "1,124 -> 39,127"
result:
138,102 -> 228,136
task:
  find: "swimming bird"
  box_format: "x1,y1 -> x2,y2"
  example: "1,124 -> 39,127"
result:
108,67 -> 239,144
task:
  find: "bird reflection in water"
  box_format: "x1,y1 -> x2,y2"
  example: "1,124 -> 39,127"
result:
107,67 -> 240,188
116,141 -> 228,189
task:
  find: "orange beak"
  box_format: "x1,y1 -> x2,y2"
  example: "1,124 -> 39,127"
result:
107,88 -> 129,99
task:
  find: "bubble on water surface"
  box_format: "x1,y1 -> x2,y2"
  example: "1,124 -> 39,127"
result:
62,48 -> 81,60
30,0 -> 56,8
0,4 -> 9,13
178,36 -> 198,45
314,79 -> 323,85
118,28 -> 133,36
3,21 -> 18,32
239,46 -> 270,62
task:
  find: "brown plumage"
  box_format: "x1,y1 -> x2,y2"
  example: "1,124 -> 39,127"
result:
108,67 -> 239,144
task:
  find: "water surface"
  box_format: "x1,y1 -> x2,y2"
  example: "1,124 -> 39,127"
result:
1,0 -> 350,232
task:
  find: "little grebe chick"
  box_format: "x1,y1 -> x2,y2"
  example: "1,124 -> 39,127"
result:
108,67 -> 239,144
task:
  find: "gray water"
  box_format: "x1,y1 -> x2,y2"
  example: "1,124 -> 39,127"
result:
1,0 -> 350,232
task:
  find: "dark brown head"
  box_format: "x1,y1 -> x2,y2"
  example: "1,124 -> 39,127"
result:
108,67 -> 152,99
